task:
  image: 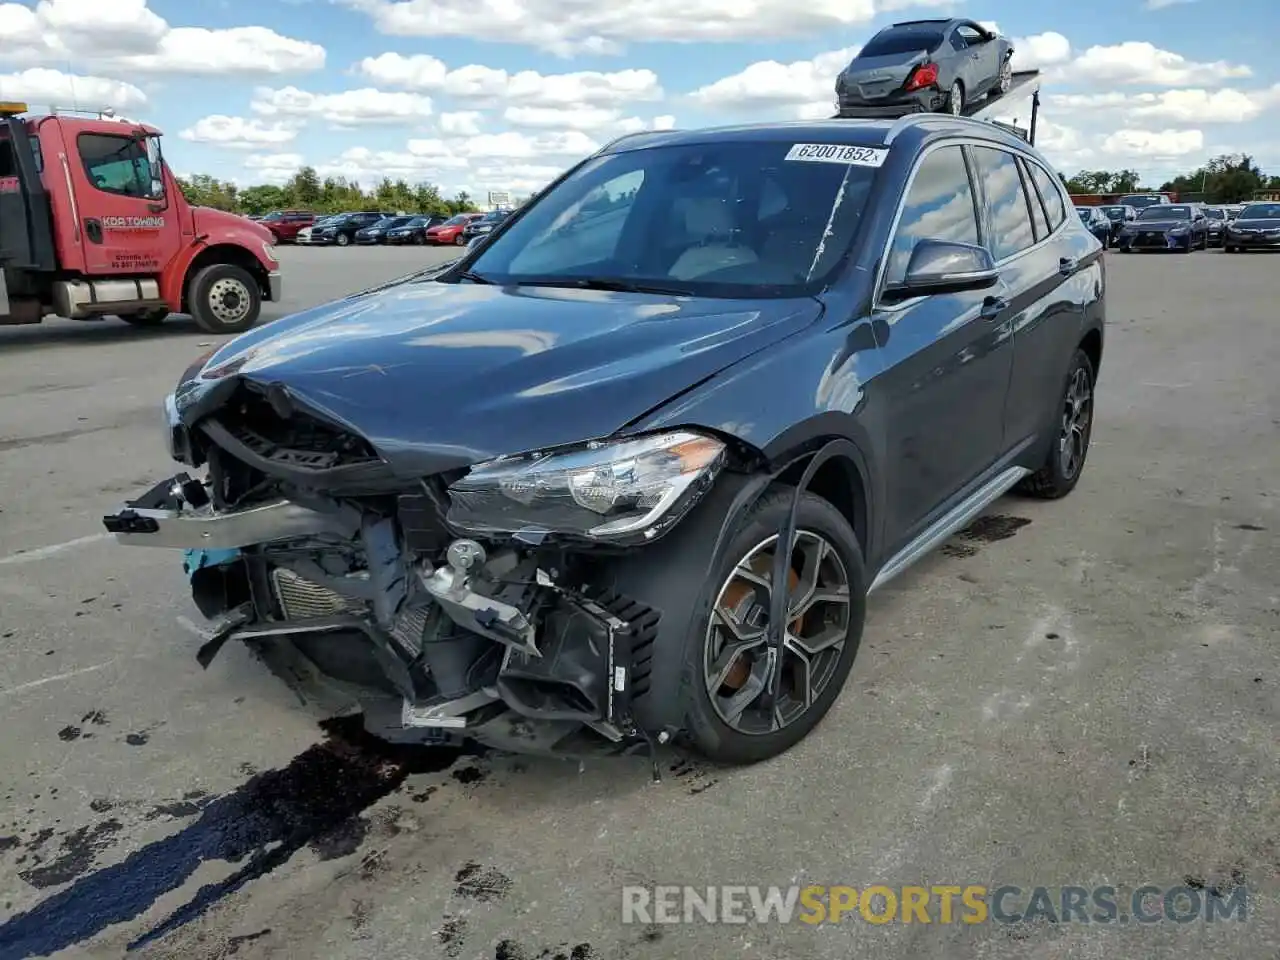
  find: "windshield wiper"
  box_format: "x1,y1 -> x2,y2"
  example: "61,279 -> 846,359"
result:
515,276 -> 695,296
455,270 -> 493,284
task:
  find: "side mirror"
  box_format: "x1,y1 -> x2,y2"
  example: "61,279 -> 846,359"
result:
882,239 -> 998,301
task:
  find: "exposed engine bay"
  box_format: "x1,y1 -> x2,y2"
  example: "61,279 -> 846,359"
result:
104,378 -> 729,760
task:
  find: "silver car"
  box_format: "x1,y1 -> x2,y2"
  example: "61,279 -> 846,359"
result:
836,18 -> 1015,117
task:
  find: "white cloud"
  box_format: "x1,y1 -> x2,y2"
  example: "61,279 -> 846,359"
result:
1048,85 -> 1280,125
0,67 -> 147,110
344,0 -> 891,55
358,54 -> 664,107
1061,42 -> 1250,86
439,110 -> 484,136
1009,31 -> 1072,72
180,115 -> 299,149
1100,128 -> 1204,158
0,0 -> 324,75
687,47 -> 856,116
244,152 -> 306,183
251,86 -> 434,126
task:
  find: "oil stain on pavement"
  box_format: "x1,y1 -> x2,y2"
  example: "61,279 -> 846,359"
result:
0,716 -> 483,959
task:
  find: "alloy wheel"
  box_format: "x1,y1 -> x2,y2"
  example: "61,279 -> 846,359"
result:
949,82 -> 964,115
1059,366 -> 1093,481
703,530 -> 851,735
998,61 -> 1012,93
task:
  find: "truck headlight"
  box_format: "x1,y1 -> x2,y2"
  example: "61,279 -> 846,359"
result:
446,431 -> 726,542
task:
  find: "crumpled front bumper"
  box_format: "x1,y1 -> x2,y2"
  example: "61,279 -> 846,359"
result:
101,474 -> 356,550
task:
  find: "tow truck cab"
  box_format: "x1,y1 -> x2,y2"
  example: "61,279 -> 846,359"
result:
0,103 -> 280,333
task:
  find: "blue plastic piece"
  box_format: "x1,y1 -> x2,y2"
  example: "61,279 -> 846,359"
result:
182,548 -> 241,579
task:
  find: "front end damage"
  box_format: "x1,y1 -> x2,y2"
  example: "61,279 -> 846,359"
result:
104,379 -> 725,759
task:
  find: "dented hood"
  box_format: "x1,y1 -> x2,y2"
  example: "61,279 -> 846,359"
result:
176,277 -> 820,474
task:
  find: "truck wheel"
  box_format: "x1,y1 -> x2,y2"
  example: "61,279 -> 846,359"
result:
117,308 -> 169,327
189,263 -> 261,335
1018,348 -> 1096,500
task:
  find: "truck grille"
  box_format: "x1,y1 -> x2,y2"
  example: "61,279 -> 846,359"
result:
271,568 -> 366,620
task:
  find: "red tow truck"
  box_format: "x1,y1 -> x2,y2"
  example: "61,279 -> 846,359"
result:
0,102 -> 280,334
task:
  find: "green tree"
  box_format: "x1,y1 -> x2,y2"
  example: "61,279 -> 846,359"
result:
239,184 -> 287,215
1160,153 -> 1266,203
285,166 -> 322,207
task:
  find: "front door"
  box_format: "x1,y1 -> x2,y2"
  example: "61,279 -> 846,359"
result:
874,143 -> 1015,549
65,129 -> 182,275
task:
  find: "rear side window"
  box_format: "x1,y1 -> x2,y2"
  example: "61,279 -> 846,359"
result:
970,146 -> 1035,260
1026,161 -> 1067,230
884,144 -> 981,285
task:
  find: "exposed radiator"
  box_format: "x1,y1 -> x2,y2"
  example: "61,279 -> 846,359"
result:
269,567 -> 429,655
271,568 -> 366,620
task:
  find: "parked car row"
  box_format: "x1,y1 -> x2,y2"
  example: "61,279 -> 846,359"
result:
291,212 -> 508,246
1071,201 -> 1277,252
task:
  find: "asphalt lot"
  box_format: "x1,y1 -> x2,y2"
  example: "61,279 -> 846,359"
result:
0,245 -> 1276,960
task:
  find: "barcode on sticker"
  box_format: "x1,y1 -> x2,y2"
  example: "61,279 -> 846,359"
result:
784,143 -> 888,166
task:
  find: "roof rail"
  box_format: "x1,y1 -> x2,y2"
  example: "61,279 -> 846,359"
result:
594,129 -> 674,155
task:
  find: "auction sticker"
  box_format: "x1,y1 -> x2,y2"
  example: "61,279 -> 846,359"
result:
784,143 -> 888,166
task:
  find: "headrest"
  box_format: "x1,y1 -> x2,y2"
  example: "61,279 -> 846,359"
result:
681,197 -> 734,237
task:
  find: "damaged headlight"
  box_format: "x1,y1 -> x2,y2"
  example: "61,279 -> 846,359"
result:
446,431 -> 726,542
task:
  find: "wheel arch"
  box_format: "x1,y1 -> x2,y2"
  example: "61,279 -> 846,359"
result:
181,245 -> 272,315
1079,325 -> 1103,378
774,448 -> 869,559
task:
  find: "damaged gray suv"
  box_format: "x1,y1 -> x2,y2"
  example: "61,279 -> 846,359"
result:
105,115 -> 1104,766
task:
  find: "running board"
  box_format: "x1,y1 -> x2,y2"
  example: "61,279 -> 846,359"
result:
868,466 -> 1030,594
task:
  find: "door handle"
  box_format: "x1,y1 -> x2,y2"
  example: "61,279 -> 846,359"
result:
1059,256 -> 1078,275
979,295 -> 1007,319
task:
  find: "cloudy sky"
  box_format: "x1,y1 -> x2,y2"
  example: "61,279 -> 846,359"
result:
0,0 -> 1275,198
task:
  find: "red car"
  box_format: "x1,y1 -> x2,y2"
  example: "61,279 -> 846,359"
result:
258,210 -> 315,243
426,213 -> 483,245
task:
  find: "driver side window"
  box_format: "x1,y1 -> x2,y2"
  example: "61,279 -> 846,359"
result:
884,145 -> 981,286
508,169 -> 643,274
78,133 -> 162,200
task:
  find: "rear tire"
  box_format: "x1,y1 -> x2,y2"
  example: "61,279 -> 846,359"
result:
117,308 -> 169,327
945,81 -> 964,115
455,233 -> 468,246
188,263 -> 261,335
336,233 -> 350,247
678,487 -> 867,765
1018,348 -> 1096,500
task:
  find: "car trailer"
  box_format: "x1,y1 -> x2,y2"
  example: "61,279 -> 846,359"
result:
832,69 -> 1042,145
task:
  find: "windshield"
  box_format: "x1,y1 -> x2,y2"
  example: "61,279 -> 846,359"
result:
260,212 -> 284,221
442,214 -> 470,226
1119,195 -> 1165,209
1239,203 -> 1280,219
859,27 -> 944,57
1202,208 -> 1224,220
404,217 -> 429,226
1138,205 -> 1190,221
462,139 -> 876,298
1098,206 -> 1126,219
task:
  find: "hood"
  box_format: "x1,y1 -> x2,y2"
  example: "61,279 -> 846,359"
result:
1128,219 -> 1190,230
1232,218 -> 1280,228
177,279 -> 821,476
195,206 -> 272,245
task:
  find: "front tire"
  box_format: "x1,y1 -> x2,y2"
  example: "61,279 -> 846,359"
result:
680,487 -> 866,765
188,263 -> 261,335
1018,348 -> 1096,500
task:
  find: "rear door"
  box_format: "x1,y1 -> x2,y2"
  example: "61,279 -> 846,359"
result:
66,128 -> 182,275
971,146 -> 1093,451
873,142 -> 1015,547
